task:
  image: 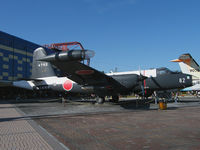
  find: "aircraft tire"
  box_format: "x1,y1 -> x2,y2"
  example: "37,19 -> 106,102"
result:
96,97 -> 105,104
112,95 -> 119,103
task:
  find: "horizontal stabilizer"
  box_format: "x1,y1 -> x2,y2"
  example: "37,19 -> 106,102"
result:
170,59 -> 183,62
17,78 -> 43,82
0,80 -> 13,87
171,53 -> 199,67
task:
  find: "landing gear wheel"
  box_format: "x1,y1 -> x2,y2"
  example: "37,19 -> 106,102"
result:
112,95 -> 119,103
96,97 -> 105,104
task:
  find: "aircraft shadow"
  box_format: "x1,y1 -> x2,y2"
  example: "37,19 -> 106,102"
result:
0,99 -> 183,123
116,100 -> 151,110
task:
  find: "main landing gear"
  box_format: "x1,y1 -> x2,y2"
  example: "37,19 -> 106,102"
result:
96,96 -> 105,104
96,95 -> 119,104
111,95 -> 119,103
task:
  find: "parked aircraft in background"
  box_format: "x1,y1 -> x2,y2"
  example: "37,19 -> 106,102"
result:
171,53 -> 200,93
0,48 -> 192,103
108,67 -> 190,99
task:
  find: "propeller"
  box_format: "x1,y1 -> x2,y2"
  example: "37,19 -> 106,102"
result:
138,67 -> 147,98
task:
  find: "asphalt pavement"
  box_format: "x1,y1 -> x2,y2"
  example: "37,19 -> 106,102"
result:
1,96 -> 200,150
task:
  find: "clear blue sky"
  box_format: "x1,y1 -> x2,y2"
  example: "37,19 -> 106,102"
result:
1,0 -> 200,72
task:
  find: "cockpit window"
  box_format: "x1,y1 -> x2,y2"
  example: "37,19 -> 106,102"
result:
157,68 -> 172,75
157,67 -> 181,75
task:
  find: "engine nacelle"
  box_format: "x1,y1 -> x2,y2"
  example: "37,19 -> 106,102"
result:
37,50 -> 95,62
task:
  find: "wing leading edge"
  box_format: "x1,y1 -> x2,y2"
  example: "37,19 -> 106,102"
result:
51,61 -> 127,91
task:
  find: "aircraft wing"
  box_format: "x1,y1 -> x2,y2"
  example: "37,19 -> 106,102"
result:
51,61 -> 126,89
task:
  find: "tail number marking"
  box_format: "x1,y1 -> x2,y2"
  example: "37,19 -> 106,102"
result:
179,78 -> 185,83
38,63 -> 48,67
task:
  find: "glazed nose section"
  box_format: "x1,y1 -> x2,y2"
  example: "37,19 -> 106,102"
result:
180,74 -> 192,88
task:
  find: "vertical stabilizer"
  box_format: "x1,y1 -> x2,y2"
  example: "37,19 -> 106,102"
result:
171,53 -> 200,80
31,47 -> 56,78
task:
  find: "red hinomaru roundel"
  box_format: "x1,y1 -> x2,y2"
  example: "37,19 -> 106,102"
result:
62,80 -> 73,91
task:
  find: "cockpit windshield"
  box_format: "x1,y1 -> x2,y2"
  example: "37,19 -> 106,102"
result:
156,67 -> 180,75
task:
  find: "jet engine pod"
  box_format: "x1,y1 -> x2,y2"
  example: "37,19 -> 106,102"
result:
37,50 -> 95,62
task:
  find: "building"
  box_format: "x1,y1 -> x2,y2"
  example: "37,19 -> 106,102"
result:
0,31 -> 85,99
0,31 -> 46,99
0,31 -> 42,81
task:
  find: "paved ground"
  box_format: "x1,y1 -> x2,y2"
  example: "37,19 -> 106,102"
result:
1,97 -> 200,150
34,106 -> 200,150
0,101 -> 68,150
15,97 -> 200,150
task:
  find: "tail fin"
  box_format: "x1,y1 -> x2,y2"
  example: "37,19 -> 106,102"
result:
171,53 -> 200,79
31,47 -> 56,78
